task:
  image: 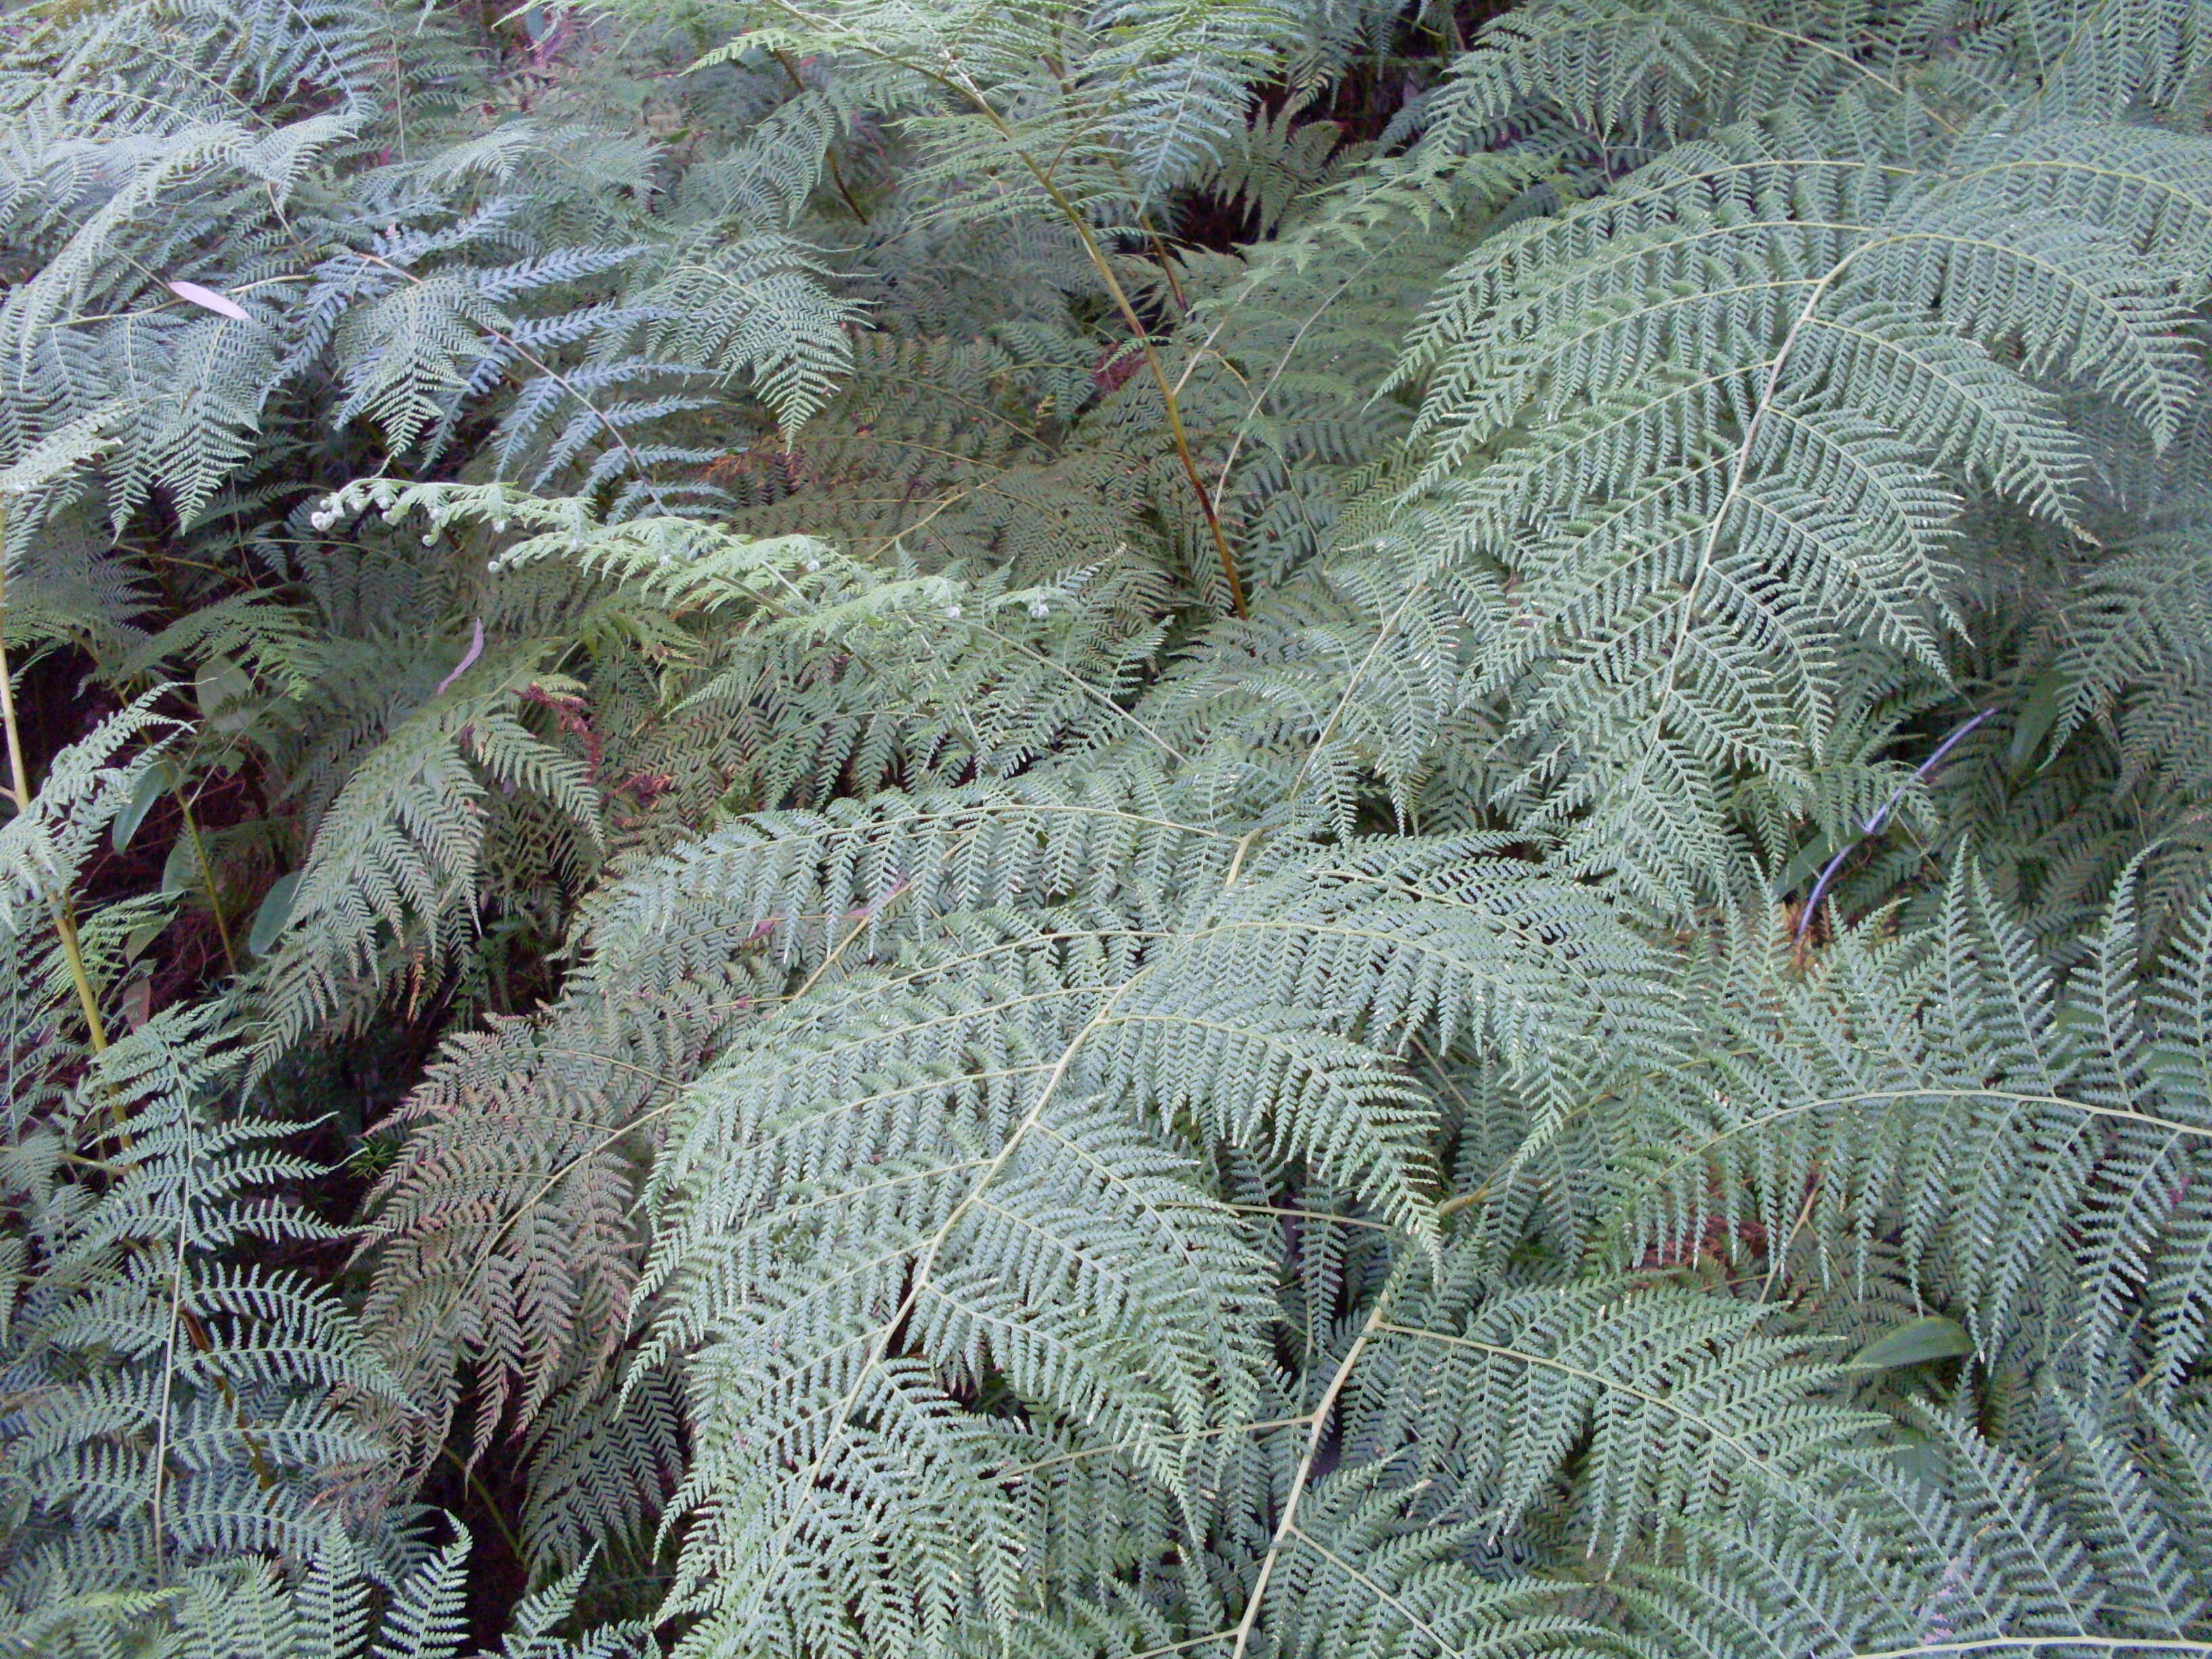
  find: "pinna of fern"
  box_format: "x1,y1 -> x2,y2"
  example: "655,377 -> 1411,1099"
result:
0,702 -> 407,1612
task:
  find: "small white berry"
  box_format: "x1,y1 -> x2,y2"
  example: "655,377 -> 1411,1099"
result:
944,603 -> 962,619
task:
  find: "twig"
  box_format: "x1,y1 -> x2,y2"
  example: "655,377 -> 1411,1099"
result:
1795,708 -> 1995,942
434,617 -> 487,695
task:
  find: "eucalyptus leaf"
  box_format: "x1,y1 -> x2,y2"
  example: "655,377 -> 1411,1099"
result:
110,764 -> 168,851
194,655 -> 258,735
1849,1316 -> 1976,1371
248,872 -> 299,957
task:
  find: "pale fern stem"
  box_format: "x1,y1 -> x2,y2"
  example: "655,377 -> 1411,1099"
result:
1141,209 -> 1193,315
1651,1086 -> 2212,1195
1376,1317 -> 1881,1638
757,3 -> 1254,613
717,1053 -> 1068,1172
1031,26 -> 1192,314
1760,1174 -> 1825,1300
1728,18 -> 1919,107
1446,356 -> 1774,783
2013,0 -> 2151,116
785,875 -> 912,1002
443,977 -> 1081,1327
0,498 -> 110,1056
745,1158 -> 999,1231
1228,1202 -> 1395,1231
899,617 -> 999,779
148,1113 -> 195,1576
747,969 -> 1155,1611
979,103 -> 1252,615
1126,1633 -> 1237,1659
1222,825 -> 1265,886
1411,1029 -> 1605,1212
352,251 -> 661,495
1374,1319 -> 1779,1466
1953,157 -> 2212,213
166,760 -> 238,975
971,619 -> 1189,759
695,923 -> 1179,1019
1642,229 -> 1914,815
1284,1528 -> 1455,1654
1228,1267 -> 1410,1659
1002,1414 -> 1314,1478
1280,580 -> 1430,812
1197,259 -> 1366,504
766,46 -> 872,222
815,414 -> 1057,558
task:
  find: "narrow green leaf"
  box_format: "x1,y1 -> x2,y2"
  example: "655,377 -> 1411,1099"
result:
248,872 -> 300,957
194,655 -> 258,735
2006,669 -> 2067,777
111,765 -> 168,851
1849,1316 -> 1975,1370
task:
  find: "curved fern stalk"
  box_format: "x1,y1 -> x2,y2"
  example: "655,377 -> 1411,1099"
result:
0,998 -> 409,1609
0,509 -> 140,1055
675,0 -> 1336,614
1797,705 -> 1995,941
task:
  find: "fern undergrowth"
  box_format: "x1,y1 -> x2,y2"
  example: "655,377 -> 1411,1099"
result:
1,0 -> 2210,1654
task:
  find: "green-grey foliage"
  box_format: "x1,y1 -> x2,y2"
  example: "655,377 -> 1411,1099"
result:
2,0 -> 2210,1654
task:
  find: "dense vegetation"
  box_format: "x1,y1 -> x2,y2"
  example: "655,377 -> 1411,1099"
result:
2,0 -> 2211,1654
